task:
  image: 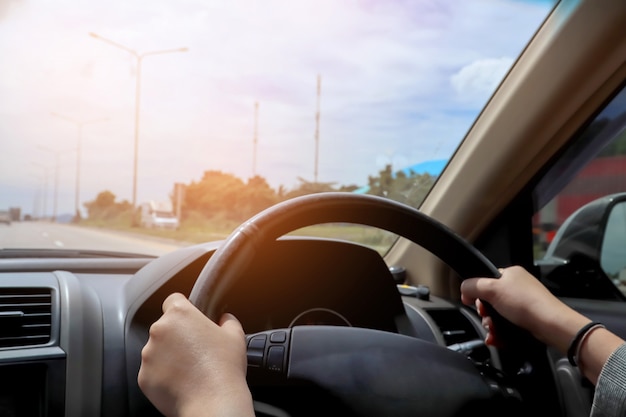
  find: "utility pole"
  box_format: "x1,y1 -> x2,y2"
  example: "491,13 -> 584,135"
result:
253,101 -> 259,177
173,182 -> 185,220
89,32 -> 188,209
32,164 -> 50,220
314,74 -> 321,184
51,112 -> 108,219
32,184 -> 40,220
38,146 -> 62,222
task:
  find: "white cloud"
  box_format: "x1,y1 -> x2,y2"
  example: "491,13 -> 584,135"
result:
451,57 -> 514,105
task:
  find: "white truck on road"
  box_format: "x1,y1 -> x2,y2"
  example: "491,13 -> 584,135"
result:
140,200 -> 180,230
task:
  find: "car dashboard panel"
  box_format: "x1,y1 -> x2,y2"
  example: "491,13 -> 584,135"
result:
218,239 -> 406,334
0,277 -> 63,417
0,239 -> 494,417
0,271 -> 98,417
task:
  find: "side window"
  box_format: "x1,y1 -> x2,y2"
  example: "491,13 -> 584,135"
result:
532,84 -> 626,300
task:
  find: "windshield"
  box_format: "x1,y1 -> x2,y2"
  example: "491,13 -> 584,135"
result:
0,0 -> 556,256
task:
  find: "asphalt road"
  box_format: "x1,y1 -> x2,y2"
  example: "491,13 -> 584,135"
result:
0,221 -> 186,257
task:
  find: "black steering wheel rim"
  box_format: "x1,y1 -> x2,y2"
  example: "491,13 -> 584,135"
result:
187,192 -> 519,417
189,191 -> 499,320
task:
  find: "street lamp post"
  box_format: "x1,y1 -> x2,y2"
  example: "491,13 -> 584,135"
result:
89,32 -> 188,209
37,145 -> 64,222
32,163 -> 50,220
51,113 -> 108,219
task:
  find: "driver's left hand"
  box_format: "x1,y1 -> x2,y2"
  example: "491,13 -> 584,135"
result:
138,292 -> 255,417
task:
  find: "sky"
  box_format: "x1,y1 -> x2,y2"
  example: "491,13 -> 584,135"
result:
0,0 -> 555,218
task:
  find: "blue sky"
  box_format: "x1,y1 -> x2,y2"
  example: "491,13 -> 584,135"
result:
0,0 -> 555,217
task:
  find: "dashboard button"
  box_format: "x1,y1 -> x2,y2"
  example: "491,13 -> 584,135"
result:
248,335 -> 266,350
267,346 -> 285,372
247,335 -> 267,367
270,331 -> 286,343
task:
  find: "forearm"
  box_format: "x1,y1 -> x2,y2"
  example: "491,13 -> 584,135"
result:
529,305 -> 622,384
534,309 -> 623,385
524,303 -> 590,354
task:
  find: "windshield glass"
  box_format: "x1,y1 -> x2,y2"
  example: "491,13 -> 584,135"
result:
0,0 -> 556,256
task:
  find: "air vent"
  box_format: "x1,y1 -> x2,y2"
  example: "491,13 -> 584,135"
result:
0,288 -> 52,349
427,308 -> 490,363
427,309 -> 480,346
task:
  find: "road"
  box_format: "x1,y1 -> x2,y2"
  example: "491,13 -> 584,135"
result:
0,221 -> 186,257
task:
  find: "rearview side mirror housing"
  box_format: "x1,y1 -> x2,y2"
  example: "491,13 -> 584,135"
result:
536,193 -> 626,300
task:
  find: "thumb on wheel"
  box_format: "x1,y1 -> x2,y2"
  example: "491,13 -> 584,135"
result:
219,312 -> 245,335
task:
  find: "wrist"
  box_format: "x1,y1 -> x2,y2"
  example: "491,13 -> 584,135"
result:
529,305 -> 589,353
178,384 -> 255,417
567,322 -> 605,366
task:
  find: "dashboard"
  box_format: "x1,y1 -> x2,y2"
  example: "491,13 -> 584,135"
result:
0,238 -> 495,417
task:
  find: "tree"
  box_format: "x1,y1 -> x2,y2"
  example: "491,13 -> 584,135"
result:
368,165 -> 394,198
183,170 -> 279,221
83,190 -> 132,220
184,170 -> 247,219
367,164 -> 435,208
285,177 -> 337,199
239,175 -> 279,218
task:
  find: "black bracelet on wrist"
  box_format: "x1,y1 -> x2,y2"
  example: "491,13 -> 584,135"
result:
567,321 -> 605,366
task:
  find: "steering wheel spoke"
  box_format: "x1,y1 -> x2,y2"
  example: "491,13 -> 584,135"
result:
246,325 -> 522,416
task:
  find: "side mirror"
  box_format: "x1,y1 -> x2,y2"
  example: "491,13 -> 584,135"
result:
537,193 -> 626,300
600,201 -> 626,290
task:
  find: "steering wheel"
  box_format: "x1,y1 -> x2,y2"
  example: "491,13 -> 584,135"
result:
189,192 -> 519,417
